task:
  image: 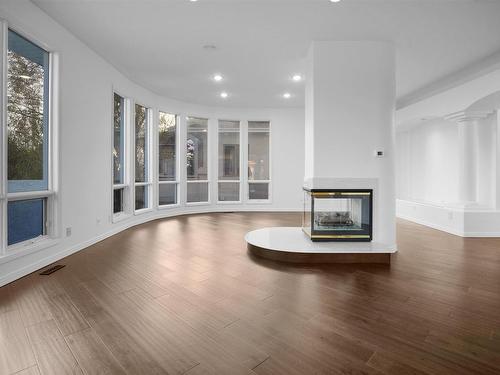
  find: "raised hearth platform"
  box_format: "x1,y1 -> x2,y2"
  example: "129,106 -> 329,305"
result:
245,227 -> 396,264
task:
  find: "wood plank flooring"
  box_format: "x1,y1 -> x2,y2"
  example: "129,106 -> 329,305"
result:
1,212 -> 500,374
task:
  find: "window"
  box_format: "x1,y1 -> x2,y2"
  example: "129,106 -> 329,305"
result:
158,111 -> 178,206
113,93 -> 126,215
3,29 -> 52,247
135,104 -> 151,211
8,199 -> 46,245
218,120 -> 240,202
186,117 -> 209,203
248,121 -> 270,201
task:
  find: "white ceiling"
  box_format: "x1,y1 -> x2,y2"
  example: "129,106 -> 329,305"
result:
32,0 -> 500,108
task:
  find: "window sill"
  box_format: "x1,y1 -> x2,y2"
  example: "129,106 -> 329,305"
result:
185,202 -> 211,207
158,204 -> 181,210
134,208 -> 154,215
113,212 -> 131,224
246,200 -> 273,205
0,237 -> 60,265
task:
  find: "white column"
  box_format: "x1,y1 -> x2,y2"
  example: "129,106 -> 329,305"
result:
494,110 -> 500,210
458,119 -> 478,204
445,111 -> 493,207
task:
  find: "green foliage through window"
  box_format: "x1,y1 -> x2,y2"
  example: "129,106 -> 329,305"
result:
7,35 -> 48,184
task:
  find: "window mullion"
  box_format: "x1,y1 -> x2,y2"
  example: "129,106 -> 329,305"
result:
125,97 -> 133,214
48,52 -> 60,239
179,115 -> 187,206
134,182 -> 151,187
7,190 -> 54,201
158,181 -> 179,185
241,120 -> 248,204
153,108 -> 159,210
0,21 -> 7,255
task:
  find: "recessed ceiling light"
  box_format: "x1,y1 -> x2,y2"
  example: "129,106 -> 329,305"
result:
292,74 -> 303,82
330,0 -> 341,2
213,74 -> 223,82
220,92 -> 228,99
283,93 -> 291,99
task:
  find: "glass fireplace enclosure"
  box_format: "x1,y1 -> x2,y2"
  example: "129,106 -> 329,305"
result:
303,189 -> 373,242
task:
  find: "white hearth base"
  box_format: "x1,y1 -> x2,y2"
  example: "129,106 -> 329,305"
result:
245,227 -> 397,264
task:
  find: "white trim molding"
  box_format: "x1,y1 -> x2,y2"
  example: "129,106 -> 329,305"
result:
396,199 -> 500,237
444,110 -> 494,123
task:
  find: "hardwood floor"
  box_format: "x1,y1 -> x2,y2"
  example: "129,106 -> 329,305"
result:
1,212 -> 500,374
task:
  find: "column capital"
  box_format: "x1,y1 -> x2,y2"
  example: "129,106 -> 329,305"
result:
444,110 -> 493,123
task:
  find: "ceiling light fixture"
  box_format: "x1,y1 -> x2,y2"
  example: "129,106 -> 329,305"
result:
220,92 -> 228,99
283,93 -> 291,99
292,74 -> 303,82
330,0 -> 341,2
213,74 -> 223,82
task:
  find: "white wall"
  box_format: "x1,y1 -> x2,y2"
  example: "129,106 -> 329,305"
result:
396,120 -> 459,204
396,113 -> 497,208
0,1 -> 305,286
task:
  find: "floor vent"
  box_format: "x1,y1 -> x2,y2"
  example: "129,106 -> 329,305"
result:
40,264 -> 65,275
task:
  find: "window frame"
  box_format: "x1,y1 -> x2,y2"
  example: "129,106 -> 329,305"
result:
246,120 -> 272,204
133,101 -> 153,214
186,116 -> 210,206
111,90 -> 130,222
217,119 -> 242,204
157,110 -> 180,209
1,23 -> 60,255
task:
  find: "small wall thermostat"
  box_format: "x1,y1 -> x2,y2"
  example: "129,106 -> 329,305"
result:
374,150 -> 385,158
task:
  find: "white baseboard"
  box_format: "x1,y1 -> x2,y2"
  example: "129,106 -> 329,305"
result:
396,213 -> 464,237
462,231 -> 500,237
397,199 -> 500,238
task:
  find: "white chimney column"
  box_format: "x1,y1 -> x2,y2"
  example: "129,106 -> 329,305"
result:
445,111 -> 492,207
304,41 -> 396,247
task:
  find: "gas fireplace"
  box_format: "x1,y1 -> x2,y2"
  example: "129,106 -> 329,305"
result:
303,188 -> 373,241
